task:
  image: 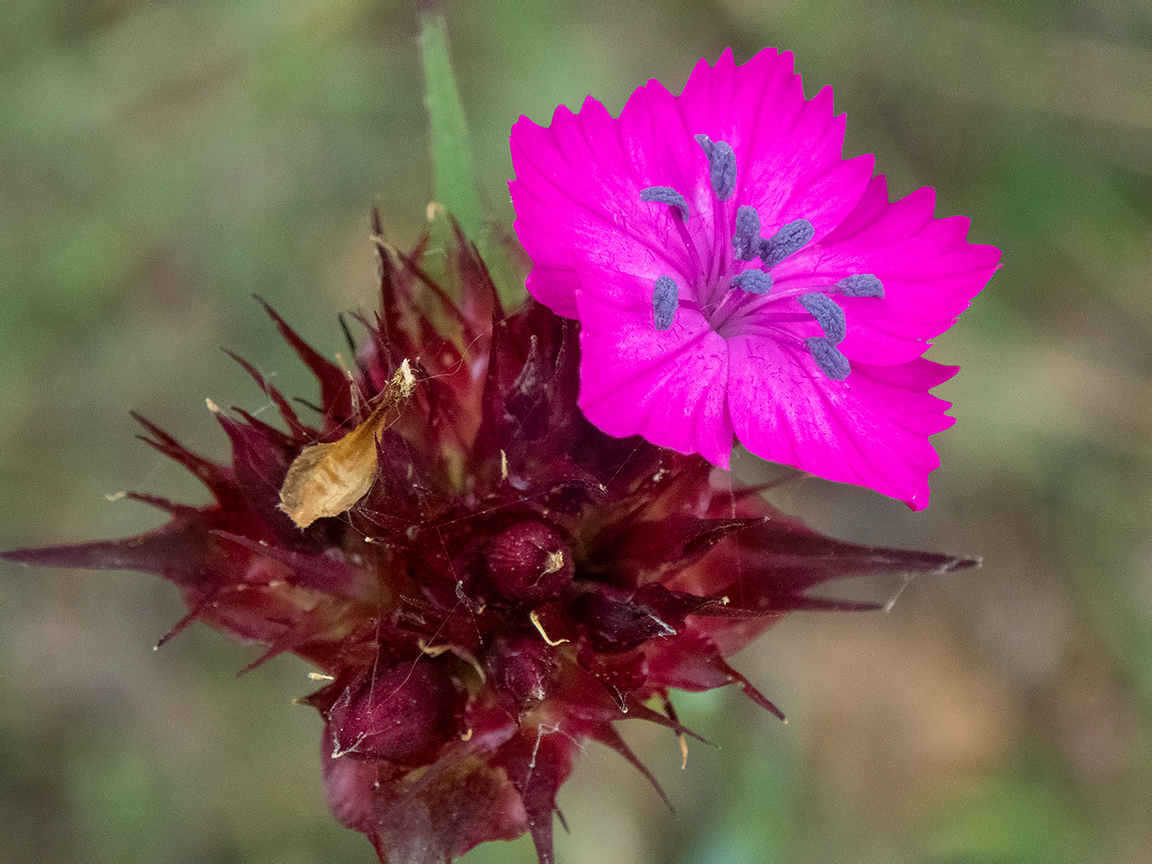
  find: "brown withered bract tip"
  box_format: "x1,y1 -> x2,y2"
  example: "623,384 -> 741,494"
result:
278,358 -> 415,528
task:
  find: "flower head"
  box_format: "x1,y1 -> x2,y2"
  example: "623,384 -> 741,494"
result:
3,223 -> 975,863
510,48 -> 1000,508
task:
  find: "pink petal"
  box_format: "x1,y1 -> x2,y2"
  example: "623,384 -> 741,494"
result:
727,334 -> 956,508
511,94 -> 700,317
797,176 -> 1003,366
575,265 -> 734,467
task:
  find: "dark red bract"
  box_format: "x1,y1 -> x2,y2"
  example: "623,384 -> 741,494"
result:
4,220 -> 976,863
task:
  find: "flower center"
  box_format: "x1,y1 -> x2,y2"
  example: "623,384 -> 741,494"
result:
639,137 -> 884,381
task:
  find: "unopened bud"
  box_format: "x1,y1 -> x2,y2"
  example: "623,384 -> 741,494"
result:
486,636 -> 560,709
327,662 -> 461,763
485,521 -> 574,602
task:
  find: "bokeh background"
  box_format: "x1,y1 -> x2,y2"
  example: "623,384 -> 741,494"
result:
2,0 -> 1151,861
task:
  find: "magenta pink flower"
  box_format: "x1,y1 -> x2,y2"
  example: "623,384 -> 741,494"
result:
510,48 -> 1000,508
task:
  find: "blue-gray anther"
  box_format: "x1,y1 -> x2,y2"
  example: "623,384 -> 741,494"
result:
805,337 -> 851,381
760,219 -> 815,268
837,273 -> 884,298
732,205 -> 762,260
694,134 -> 737,201
640,186 -> 691,221
799,292 -> 847,343
652,275 -> 679,330
730,270 -> 772,295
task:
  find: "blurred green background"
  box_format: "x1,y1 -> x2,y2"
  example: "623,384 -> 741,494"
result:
2,0 -> 1151,861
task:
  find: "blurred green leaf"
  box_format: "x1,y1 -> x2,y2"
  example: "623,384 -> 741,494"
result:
419,8 -> 522,304
420,8 -> 483,244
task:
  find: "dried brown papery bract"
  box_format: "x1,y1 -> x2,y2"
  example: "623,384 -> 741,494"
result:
279,359 -> 416,528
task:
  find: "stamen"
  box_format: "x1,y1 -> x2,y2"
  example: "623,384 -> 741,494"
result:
836,273 -> 884,298
653,275 -> 679,330
799,293 -> 846,343
760,219 -> 814,268
805,337 -> 851,381
694,134 -> 736,201
730,270 -> 772,295
640,186 -> 690,221
732,205 -> 761,261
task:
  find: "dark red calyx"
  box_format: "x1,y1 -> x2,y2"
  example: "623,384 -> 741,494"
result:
570,584 -> 707,654
486,636 -> 561,710
576,646 -> 649,711
485,521 -> 574,603
324,661 -> 463,763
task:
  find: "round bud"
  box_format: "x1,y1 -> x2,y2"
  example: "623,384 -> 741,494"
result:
485,521 -> 574,603
487,636 -> 560,709
327,662 -> 460,763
